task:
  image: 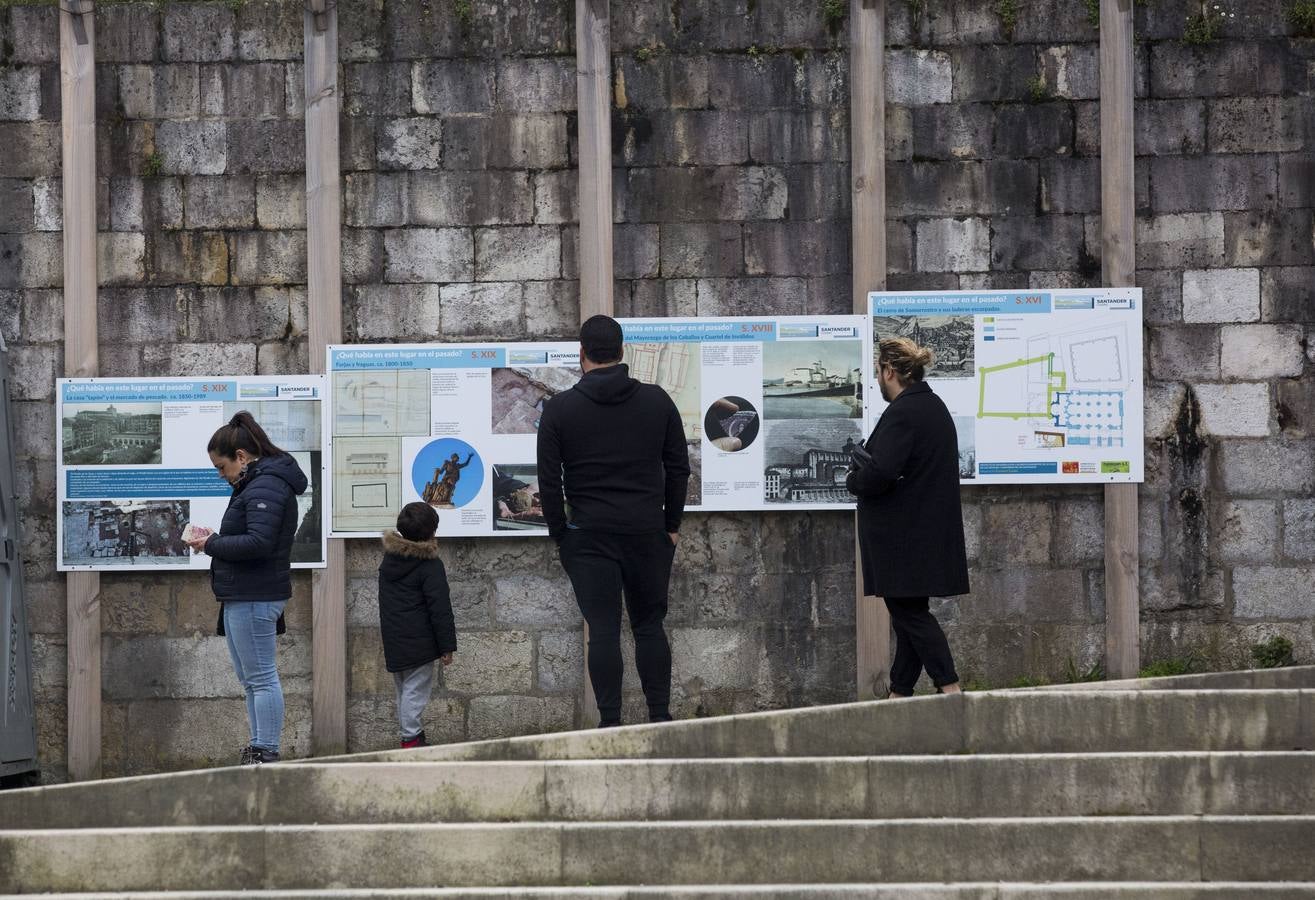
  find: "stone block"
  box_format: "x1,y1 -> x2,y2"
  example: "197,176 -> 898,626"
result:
98,288 -> 188,343
283,63 -> 305,119
342,228 -> 385,284
1194,383 -> 1271,437
1150,156 -> 1278,215
381,0 -> 465,60
1182,268 -> 1260,324
412,60 -> 495,115
475,226 -> 559,282
226,120 -> 306,174
345,173 -> 410,227
887,220 -> 913,275
1208,97 -> 1306,155
1223,210 -> 1315,268
532,170 -> 576,225
1041,43 -> 1099,100
440,282 -> 526,338
0,122 -> 60,178
348,628 -> 391,696
230,230 -> 307,285
885,49 -> 953,106
378,118 -> 444,170
492,574 -> 577,627
212,63 -> 288,120
151,232 -> 230,286
613,55 -> 709,111
31,177 -> 60,231
1051,495 -> 1105,567
410,171 -> 534,226
659,224 -> 744,279
1214,499 -> 1279,564
1221,324 -> 1305,379
349,284 -> 442,341
467,695 -> 575,742
1135,212 -> 1226,270
1283,500 -> 1315,561
980,501 -> 1053,567
190,286 -> 299,343
1277,378 -> 1315,439
706,56 -> 811,111
1143,381 -> 1187,441
443,114 -> 569,171
235,1 -> 304,60
1150,41 -> 1295,98
624,110 -> 750,168
108,178 -> 145,232
670,627 -> 764,692
343,62 -> 413,118
495,57 -> 575,112
141,342 -> 257,377
916,217 -> 989,273
886,161 -> 1035,218
442,631 -> 534,694
145,178 -> 186,231
1218,439 -> 1315,494
745,221 -> 847,277
0,69 -> 40,122
614,224 -> 660,280
536,629 -> 583,694
1137,269 -> 1183,325
524,280 -> 578,339
255,175 -> 306,230
97,232 -> 146,286
163,4 -> 235,62
184,176 -> 256,229
1278,154 -> 1314,209
992,103 -> 1074,158
910,104 -> 993,161
1040,159 -> 1100,214
0,180 -> 33,233
1135,99 -> 1207,156
619,167 -> 788,223
950,45 -> 1039,103
991,215 -> 1085,272
7,7 -> 58,65
96,4 -> 159,63
1233,567 -> 1315,619
695,277 -> 807,317
384,228 -> 474,283
156,121 -> 227,175
199,65 -> 226,117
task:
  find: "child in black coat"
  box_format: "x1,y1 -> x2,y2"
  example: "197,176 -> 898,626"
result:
378,502 -> 457,748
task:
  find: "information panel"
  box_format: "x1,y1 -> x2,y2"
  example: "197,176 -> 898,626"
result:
866,289 -> 1144,484
56,376 -> 328,571
327,315 -> 867,538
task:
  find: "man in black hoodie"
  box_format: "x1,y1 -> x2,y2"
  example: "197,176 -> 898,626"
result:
537,314 -> 691,727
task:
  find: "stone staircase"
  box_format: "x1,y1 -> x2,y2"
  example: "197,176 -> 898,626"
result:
2,667 -> 1314,898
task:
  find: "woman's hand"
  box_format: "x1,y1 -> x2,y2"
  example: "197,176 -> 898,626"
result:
185,536 -> 210,554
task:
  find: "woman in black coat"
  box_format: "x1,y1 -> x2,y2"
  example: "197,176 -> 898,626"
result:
185,411 -> 308,764
847,337 -> 968,698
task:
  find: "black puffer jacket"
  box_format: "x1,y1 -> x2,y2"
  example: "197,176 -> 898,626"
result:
378,530 -> 457,673
205,454 -> 308,604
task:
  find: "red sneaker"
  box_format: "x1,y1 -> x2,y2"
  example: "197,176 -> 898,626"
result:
399,730 -> 428,749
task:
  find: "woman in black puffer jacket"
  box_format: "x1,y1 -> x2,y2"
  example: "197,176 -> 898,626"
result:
186,411 -> 307,765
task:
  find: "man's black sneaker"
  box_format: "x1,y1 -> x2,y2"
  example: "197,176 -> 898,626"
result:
241,745 -> 280,764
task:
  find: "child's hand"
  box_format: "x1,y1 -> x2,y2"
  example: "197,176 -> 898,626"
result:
440,653 -> 454,666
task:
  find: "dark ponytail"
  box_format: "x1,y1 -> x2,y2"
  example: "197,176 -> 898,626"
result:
207,410 -> 286,460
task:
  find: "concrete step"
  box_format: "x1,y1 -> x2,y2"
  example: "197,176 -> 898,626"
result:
1020,665 -> 1315,692
4,886 -> 1315,899
2,817 -> 1313,892
5,753 -> 1314,828
315,690 -> 1315,764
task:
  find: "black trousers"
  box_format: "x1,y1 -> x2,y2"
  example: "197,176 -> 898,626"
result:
559,529 -> 676,724
885,596 -> 959,695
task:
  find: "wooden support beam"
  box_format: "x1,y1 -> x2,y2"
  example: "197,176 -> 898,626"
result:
60,0 -> 101,782
1100,0 -> 1141,680
304,1 -> 346,755
575,0 -> 612,724
850,0 -> 890,700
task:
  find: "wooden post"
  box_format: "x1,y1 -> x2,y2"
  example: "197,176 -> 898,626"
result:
305,1 -> 346,755
60,0 -> 101,781
850,0 -> 890,700
1100,0 -> 1140,679
575,0 -> 611,724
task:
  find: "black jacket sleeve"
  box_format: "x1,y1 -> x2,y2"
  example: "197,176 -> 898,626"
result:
661,396 -> 691,533
205,476 -> 289,561
423,558 -> 457,654
536,400 -> 568,543
847,405 -> 915,499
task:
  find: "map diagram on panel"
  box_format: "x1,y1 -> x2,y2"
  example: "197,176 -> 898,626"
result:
977,320 -> 1132,450
623,342 -> 702,440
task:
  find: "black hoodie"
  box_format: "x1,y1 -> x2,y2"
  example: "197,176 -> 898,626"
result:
536,363 -> 690,543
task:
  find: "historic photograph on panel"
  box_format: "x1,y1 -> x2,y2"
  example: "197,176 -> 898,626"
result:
490,367 -> 582,434
762,341 -> 862,420
491,464 -> 547,531
62,500 -> 190,566
623,341 -> 703,506
762,419 -> 863,504
289,450 -> 323,563
872,315 -> 975,378
61,403 -> 163,465
953,416 -> 977,480
224,401 -> 321,452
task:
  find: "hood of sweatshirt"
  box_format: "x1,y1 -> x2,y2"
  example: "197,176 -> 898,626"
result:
573,363 -> 641,405
242,453 -> 309,496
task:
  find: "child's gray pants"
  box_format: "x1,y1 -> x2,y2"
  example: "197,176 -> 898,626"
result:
392,663 -> 435,739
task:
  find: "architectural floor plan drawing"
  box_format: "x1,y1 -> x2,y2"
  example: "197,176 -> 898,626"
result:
623,342 -> 702,440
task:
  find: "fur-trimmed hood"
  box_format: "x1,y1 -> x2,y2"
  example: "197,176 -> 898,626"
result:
381,530 -> 441,560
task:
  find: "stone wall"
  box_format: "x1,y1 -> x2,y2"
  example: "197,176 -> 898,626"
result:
1,0 -> 1311,781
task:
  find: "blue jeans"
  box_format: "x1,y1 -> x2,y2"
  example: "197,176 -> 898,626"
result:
222,600 -> 286,753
